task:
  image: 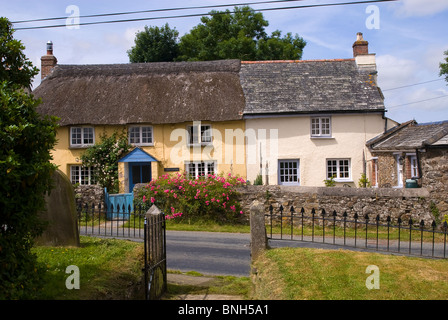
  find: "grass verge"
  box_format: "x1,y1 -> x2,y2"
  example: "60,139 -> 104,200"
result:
252,247 -> 448,300
32,236 -> 144,300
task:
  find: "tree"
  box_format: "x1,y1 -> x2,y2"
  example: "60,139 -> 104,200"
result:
177,6 -> 306,61
80,131 -> 132,194
0,17 -> 59,299
440,50 -> 448,83
0,18 -> 38,88
128,6 -> 306,63
127,23 -> 179,63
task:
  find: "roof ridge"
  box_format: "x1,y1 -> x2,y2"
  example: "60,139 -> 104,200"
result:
241,58 -> 355,64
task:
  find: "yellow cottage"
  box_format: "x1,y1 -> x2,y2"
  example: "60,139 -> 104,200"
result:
34,50 -> 247,194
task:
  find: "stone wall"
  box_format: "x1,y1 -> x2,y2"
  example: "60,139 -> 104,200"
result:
238,185 -> 435,224
376,153 -> 397,187
420,148 -> 448,217
74,185 -> 104,207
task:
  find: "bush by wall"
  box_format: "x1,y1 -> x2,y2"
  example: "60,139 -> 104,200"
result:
135,173 -> 246,223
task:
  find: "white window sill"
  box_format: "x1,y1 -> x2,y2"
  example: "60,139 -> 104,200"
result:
131,143 -> 154,147
70,144 -> 94,149
310,136 -> 334,139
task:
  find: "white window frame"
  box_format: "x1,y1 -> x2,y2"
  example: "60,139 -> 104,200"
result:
70,127 -> 95,148
278,159 -> 300,185
311,117 -> 332,138
187,124 -> 212,146
410,155 -> 418,179
128,126 -> 154,146
185,161 -> 216,178
70,165 -> 96,185
326,158 -> 351,182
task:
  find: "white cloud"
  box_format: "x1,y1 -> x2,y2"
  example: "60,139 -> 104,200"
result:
376,54 -> 419,90
395,0 -> 448,17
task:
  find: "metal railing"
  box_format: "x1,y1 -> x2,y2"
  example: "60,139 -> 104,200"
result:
266,205 -> 448,259
76,203 -> 147,239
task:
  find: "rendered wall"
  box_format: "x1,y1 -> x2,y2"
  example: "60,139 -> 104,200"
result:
245,113 -> 391,187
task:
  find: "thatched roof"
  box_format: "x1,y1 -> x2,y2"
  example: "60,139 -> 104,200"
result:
239,59 -> 385,116
34,58 -> 386,126
34,60 -> 245,126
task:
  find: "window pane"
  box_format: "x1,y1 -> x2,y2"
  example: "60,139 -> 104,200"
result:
83,128 -> 94,145
339,160 -> 349,178
71,128 -> 82,145
321,118 -> 330,135
81,166 -> 90,185
187,163 -> 196,176
311,118 -> 319,135
197,162 -> 205,177
129,127 -> 140,144
201,125 -> 212,143
207,162 -> 215,175
71,166 -> 80,184
188,126 -> 198,145
141,127 -> 152,144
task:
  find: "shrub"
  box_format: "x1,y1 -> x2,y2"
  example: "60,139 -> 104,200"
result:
1,18 -> 59,299
80,131 -> 132,194
136,172 -> 246,223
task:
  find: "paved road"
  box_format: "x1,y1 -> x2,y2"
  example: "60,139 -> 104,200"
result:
166,231 -> 252,277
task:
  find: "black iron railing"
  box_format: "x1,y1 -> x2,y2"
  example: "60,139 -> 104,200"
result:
76,203 -> 147,239
266,205 -> 448,259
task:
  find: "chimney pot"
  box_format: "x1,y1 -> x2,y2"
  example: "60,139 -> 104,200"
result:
46,41 -> 53,55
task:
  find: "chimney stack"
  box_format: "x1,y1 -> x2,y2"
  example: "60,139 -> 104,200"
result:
352,33 -> 377,84
41,41 -> 57,80
352,32 -> 369,57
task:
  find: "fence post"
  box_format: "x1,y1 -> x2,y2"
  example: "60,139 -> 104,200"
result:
250,200 -> 268,262
144,204 -> 167,300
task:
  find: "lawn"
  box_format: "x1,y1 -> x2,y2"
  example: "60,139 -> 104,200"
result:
252,247 -> 448,300
32,236 -> 144,300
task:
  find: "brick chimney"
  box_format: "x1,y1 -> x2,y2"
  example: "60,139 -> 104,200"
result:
352,32 -> 369,57
41,41 -> 57,80
352,33 -> 377,83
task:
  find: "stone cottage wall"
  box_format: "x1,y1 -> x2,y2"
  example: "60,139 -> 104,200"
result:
237,185 -> 435,225
420,148 -> 448,217
376,153 -> 397,187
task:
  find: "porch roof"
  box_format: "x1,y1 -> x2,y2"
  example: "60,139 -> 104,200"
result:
118,147 -> 158,163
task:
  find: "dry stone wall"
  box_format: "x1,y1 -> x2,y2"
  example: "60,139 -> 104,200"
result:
238,185 -> 435,225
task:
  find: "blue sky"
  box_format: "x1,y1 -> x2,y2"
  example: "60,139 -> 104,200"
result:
3,0 -> 448,124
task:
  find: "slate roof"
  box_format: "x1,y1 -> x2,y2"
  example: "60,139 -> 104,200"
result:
239,59 -> 385,116
367,120 -> 448,151
33,60 -> 245,126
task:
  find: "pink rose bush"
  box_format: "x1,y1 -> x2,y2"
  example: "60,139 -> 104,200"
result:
136,172 -> 246,222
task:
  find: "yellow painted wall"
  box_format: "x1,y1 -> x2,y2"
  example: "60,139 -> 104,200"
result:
245,113 -> 392,187
50,121 -> 247,193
